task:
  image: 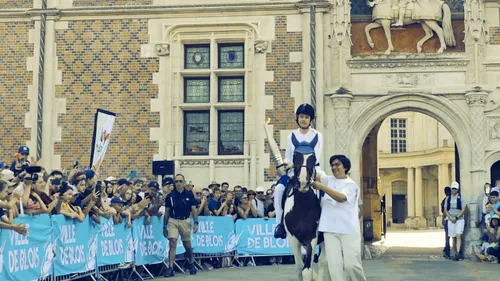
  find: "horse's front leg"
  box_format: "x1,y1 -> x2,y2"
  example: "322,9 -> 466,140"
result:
380,20 -> 394,54
364,22 -> 381,49
302,237 -> 318,281
289,237 -> 304,281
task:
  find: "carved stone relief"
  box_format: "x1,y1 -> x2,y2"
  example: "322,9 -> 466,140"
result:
465,94 -> 487,106
382,73 -> 434,88
214,160 -> 245,165
179,160 -> 209,166
491,120 -> 500,139
254,40 -> 269,53
154,43 -> 170,56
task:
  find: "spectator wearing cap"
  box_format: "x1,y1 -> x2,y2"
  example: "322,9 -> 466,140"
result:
145,181 -> 163,217
443,181 -> 467,261
192,186 -> 209,216
110,197 -> 132,227
163,174 -> 198,277
0,162 -> 7,171
162,177 -> 174,195
486,191 -> 500,222
208,181 -> 220,193
252,187 -> 266,218
10,146 -> 30,177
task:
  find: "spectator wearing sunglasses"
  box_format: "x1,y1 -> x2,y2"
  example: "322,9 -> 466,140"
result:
251,187 -> 266,218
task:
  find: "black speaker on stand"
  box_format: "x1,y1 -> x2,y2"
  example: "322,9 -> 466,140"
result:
152,160 -> 175,177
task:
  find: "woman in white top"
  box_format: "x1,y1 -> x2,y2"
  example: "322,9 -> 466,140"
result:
312,154 -> 367,281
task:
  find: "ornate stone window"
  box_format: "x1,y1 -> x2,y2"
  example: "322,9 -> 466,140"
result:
180,41 -> 248,156
390,118 -> 407,153
218,110 -> 244,155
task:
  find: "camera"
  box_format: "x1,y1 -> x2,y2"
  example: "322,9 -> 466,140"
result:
51,178 -> 61,186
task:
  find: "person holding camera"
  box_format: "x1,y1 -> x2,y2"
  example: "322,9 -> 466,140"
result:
0,180 -> 27,235
163,174 -> 198,278
10,146 -> 31,177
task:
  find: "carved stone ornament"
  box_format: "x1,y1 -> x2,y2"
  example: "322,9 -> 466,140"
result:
330,0 -> 352,46
348,58 -> 469,69
155,43 -> 170,56
330,91 -> 353,108
214,160 -> 245,165
179,160 -> 209,166
464,0 -> 487,43
465,90 -> 488,106
491,120 -> 500,139
254,40 -> 269,53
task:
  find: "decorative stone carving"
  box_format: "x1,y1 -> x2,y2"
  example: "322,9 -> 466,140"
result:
330,89 -> 353,155
365,0 -> 456,54
179,160 -> 209,166
465,88 -> 490,169
464,0 -> 487,43
254,40 -> 269,53
381,73 -> 434,88
214,160 -> 245,165
491,120 -> 500,139
330,0 -> 352,46
154,43 -> 170,56
348,58 -> 469,69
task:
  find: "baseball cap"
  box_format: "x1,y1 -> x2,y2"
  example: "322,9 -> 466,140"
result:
105,176 -> 117,182
110,197 -> 126,204
148,181 -> 160,190
118,178 -> 131,186
85,170 -> 95,180
0,162 -> 6,169
451,182 -> 459,190
162,177 -> 174,186
18,146 -> 29,155
490,190 -> 499,197
256,186 -> 265,193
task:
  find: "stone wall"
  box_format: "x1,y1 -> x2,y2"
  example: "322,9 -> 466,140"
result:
0,22 -> 33,163
263,15 -> 302,182
54,19 -> 159,178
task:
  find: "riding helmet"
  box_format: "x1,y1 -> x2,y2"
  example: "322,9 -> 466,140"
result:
295,103 -> 315,120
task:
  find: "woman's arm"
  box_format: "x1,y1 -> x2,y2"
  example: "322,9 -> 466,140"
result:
249,203 -> 258,217
237,206 -> 247,219
311,181 -> 347,202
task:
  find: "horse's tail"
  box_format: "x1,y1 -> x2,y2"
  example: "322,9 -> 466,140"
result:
442,3 -> 456,47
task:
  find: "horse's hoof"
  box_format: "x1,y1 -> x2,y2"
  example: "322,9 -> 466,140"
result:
384,49 -> 391,55
417,45 -> 422,53
368,42 -> 374,48
437,48 -> 444,54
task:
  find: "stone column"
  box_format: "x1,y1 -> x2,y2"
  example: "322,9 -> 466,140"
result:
438,164 -> 449,207
465,89 -> 489,172
330,91 -> 353,155
407,167 -> 415,217
415,166 -> 423,218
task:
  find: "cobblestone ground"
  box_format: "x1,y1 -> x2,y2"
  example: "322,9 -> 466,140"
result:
155,259 -> 499,281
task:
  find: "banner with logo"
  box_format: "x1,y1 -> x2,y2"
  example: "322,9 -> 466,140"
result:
0,215 -> 53,281
96,217 -> 131,266
193,216 -> 234,254
89,109 -> 116,172
132,216 -> 167,266
235,218 -> 292,255
52,215 -> 96,276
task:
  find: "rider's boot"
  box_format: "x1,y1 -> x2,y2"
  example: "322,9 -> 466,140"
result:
274,223 -> 287,239
273,175 -> 289,240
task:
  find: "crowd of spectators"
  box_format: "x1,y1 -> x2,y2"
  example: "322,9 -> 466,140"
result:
0,145 -> 289,270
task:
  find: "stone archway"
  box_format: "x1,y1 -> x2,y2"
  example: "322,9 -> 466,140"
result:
347,93 -> 473,201
486,152 -> 500,186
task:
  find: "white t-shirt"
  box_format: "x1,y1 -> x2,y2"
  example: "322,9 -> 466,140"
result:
318,175 -> 360,235
285,128 -> 324,177
252,198 -> 265,217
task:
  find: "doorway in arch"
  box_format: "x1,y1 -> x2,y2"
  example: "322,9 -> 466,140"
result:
491,161 -> 500,187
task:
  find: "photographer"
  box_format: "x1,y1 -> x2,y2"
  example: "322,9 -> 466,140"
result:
145,181 -> 163,217
10,146 -> 30,177
0,180 -> 27,235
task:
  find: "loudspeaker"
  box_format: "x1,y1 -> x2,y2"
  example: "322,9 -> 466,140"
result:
152,160 -> 174,176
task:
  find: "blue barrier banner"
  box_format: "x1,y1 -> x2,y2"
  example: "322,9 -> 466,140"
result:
235,218 -> 292,255
0,215 -> 54,281
132,216 -> 166,266
96,217 -> 129,266
52,215 -> 96,276
194,216 -> 234,254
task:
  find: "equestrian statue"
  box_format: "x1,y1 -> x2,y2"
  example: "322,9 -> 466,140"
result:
365,0 -> 456,54
264,104 -> 324,281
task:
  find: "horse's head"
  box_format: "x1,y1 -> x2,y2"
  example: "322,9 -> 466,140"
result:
291,151 -> 316,193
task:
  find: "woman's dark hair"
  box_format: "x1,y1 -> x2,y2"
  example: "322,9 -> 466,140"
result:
329,154 -> 351,173
59,181 -> 72,195
490,217 -> 499,228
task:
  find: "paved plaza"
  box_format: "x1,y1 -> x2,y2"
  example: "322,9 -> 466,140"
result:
156,259 -> 498,281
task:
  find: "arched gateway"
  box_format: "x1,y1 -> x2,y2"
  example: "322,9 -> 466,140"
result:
343,93 -> 479,254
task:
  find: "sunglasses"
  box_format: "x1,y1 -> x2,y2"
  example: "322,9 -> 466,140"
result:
248,193 -> 256,196
257,192 -> 264,194
175,180 -> 184,183
195,192 -> 202,195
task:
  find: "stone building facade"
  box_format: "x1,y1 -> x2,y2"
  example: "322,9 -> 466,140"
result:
0,0 -> 499,255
